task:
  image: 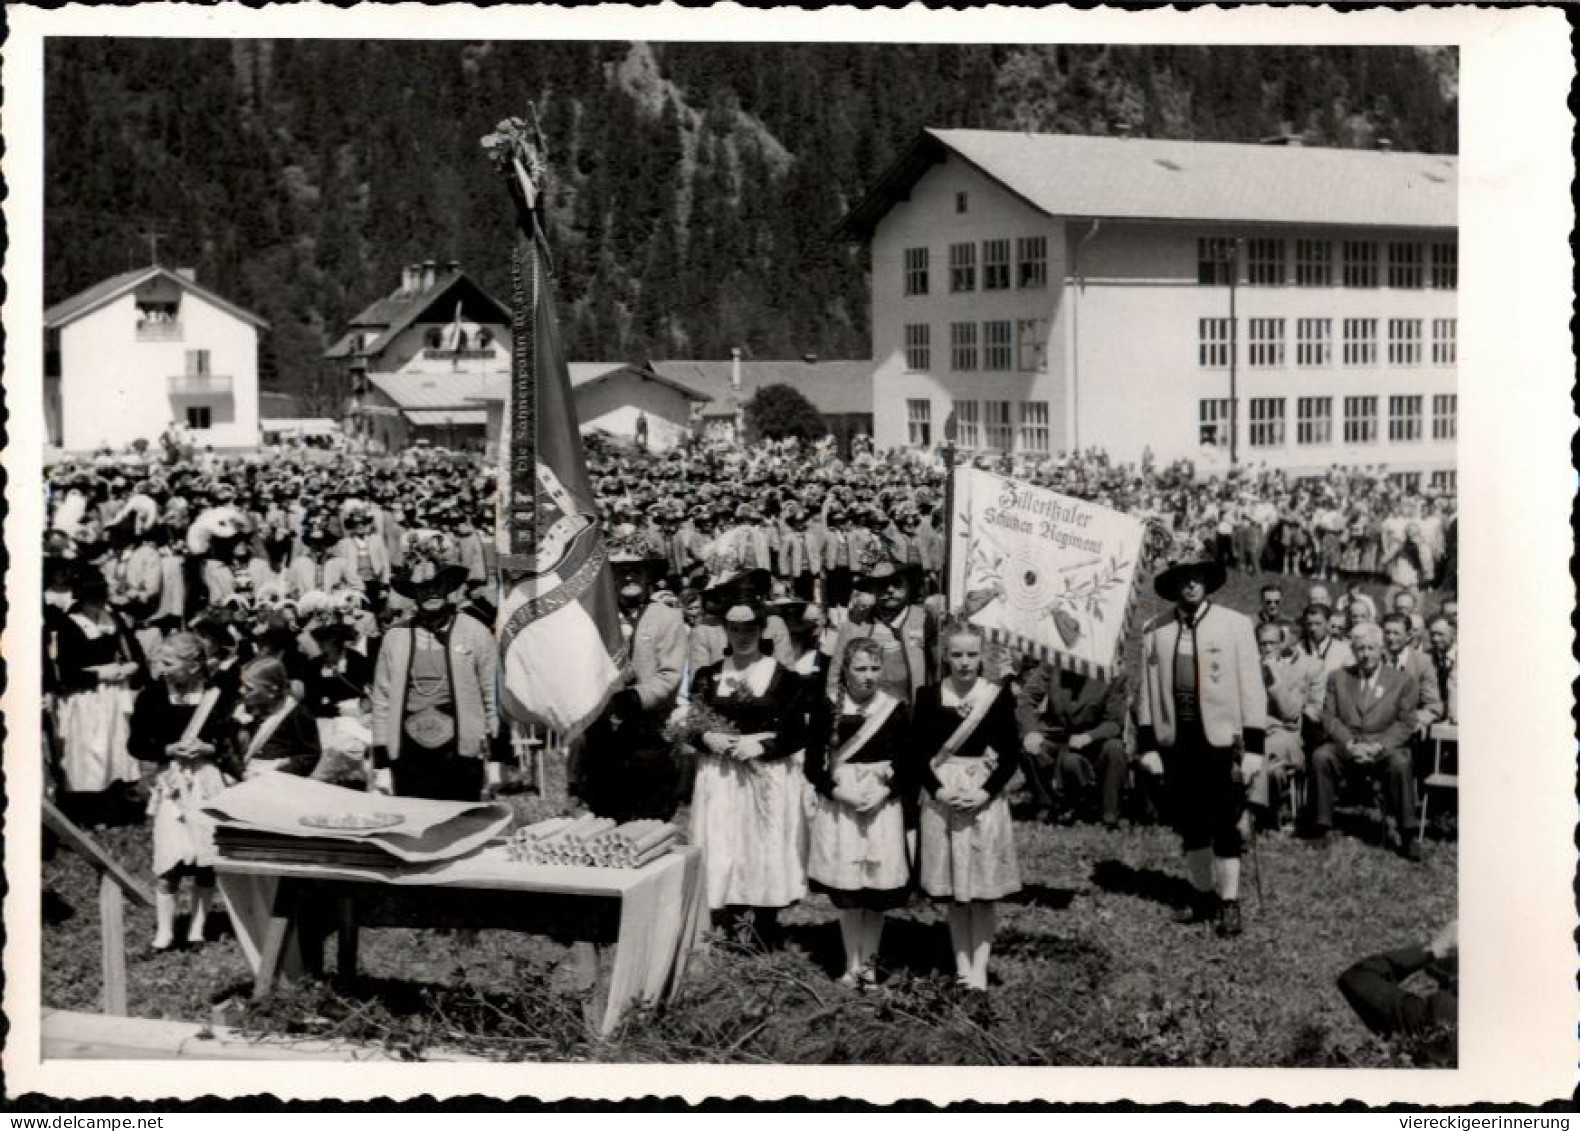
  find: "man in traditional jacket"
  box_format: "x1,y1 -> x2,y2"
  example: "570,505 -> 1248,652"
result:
824,560 -> 935,705
369,562 -> 499,801
1136,546 -> 1267,939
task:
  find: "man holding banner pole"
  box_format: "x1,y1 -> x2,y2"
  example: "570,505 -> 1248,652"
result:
1135,544 -> 1268,939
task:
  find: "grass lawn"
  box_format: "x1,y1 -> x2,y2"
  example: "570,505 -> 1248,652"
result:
40,570 -> 1456,1066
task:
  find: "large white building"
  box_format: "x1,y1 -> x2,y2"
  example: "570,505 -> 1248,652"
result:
840,129 -> 1458,485
44,266 -> 268,452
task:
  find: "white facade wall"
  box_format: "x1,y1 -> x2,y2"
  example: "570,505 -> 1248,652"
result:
574,377 -> 694,453
58,290 -> 260,451
1072,221 -> 1456,474
870,154 -> 1066,456
869,156 -> 1456,477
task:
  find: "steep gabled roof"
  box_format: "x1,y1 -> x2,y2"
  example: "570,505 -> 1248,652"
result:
335,270 -> 510,360
44,265 -> 270,330
647,360 -> 874,417
837,128 -> 1457,241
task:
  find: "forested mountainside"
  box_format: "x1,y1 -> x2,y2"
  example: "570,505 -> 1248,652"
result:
45,41 -> 1456,405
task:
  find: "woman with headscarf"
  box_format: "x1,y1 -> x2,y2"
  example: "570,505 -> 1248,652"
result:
910,619 -> 1022,992
804,637 -> 913,988
687,582 -> 809,949
53,563 -> 146,809
129,632 -> 233,950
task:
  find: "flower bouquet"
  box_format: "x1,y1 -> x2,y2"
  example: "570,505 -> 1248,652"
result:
661,700 -> 738,750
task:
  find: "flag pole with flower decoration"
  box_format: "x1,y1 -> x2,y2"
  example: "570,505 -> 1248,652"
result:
483,115 -> 629,741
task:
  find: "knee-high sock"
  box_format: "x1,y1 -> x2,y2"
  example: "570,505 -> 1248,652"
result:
947,904 -> 973,978
862,910 -> 885,969
838,909 -> 864,974
187,883 -> 213,942
153,890 -> 177,948
969,903 -> 997,989
1214,856 -> 1241,902
1186,848 -> 1214,893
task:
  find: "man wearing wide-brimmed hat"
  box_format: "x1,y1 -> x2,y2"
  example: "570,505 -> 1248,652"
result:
287,523 -> 359,598
824,559 -> 934,705
368,560 -> 499,801
575,550 -> 688,821
1136,540 -> 1267,939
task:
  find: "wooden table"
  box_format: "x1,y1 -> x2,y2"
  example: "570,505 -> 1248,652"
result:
215,845 -> 705,1038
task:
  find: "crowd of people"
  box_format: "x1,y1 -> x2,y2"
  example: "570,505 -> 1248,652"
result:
40,430 -> 1457,985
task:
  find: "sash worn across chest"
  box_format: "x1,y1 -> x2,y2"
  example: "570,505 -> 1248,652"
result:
931,680 -> 999,772
830,691 -> 900,771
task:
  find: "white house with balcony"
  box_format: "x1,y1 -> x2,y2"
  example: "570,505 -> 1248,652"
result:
44,266 -> 267,452
839,129 -> 1458,486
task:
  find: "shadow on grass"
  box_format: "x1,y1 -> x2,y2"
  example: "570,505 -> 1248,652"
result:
1003,883 -> 1078,911
784,914 -> 957,980
1089,858 -> 1198,909
43,888 -> 76,925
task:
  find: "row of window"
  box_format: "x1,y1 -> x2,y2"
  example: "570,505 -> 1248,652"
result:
1388,470 -> 1458,494
1198,238 -> 1457,290
905,398 -> 1052,454
1199,393 -> 1458,449
1198,317 -> 1456,369
904,237 -> 1048,297
905,320 -> 1048,373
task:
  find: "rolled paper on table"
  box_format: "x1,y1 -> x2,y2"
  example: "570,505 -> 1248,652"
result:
628,824 -> 677,856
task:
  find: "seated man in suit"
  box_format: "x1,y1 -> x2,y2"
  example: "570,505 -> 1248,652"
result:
1251,622 -> 1322,829
1309,621 -> 1423,861
1381,612 -> 1444,732
1016,663 -> 1128,829
1425,616 -> 1458,725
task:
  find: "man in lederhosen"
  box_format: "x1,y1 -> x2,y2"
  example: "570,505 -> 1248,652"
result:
1136,546 -> 1267,939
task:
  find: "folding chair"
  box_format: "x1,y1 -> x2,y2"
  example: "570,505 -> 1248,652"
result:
1419,722 -> 1458,828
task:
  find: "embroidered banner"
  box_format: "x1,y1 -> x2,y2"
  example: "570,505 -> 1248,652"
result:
946,468 -> 1146,680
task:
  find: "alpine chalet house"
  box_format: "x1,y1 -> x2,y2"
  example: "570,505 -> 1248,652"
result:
44,266 -> 267,452
326,260 -> 510,452
838,129 -> 1457,487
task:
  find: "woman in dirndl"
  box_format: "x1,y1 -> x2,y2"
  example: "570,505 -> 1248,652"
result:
910,620 -> 1022,992
688,590 -> 809,949
129,633 -> 235,951
804,638 -> 912,988
53,564 -> 146,813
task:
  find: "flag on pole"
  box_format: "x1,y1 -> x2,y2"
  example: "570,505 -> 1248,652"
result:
485,117 -> 626,738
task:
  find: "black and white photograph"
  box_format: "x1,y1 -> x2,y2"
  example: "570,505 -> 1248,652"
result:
4,3 -> 1573,1108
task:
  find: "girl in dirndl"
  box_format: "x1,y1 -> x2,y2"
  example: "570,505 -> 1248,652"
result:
129,633 -> 235,951
910,621 -> 1022,992
804,638 -> 912,988
689,596 -> 809,949
53,565 -> 145,808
